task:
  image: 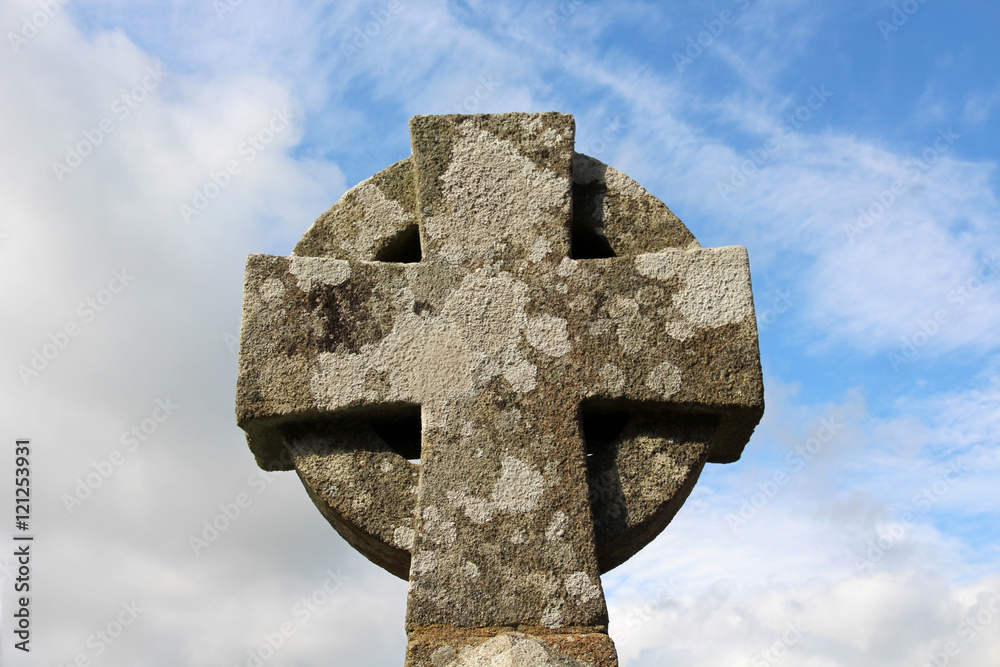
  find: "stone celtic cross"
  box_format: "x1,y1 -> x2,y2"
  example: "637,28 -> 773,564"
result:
237,113 -> 763,666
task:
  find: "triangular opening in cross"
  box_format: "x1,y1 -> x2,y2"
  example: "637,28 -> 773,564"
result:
571,180 -> 616,259
375,224 -> 422,263
371,404 -> 422,463
580,401 -> 629,457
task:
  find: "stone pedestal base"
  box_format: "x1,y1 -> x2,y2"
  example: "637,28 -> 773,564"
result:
405,626 -> 618,666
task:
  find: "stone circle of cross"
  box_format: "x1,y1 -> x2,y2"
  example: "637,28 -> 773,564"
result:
237,113 -> 763,667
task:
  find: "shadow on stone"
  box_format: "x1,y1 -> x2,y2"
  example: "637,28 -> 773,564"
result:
571,164 -> 616,259
371,403 -> 422,462
375,223 -> 422,263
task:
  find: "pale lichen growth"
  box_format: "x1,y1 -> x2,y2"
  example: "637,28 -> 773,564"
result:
446,456 -> 546,524
411,550 -> 439,576
424,123 -> 568,263
448,632 -> 589,666
393,526 -> 415,550
635,252 -> 677,282
260,277 -> 286,301
462,561 -> 481,580
636,248 -> 753,328
545,511 -> 569,541
599,364 -> 625,394
663,321 -> 697,341
556,256 -> 577,277
341,180 -> 415,256
671,248 -> 753,328
288,256 -> 350,290
645,360 -> 683,397
529,236 -> 553,263
565,572 -> 601,603
526,315 -> 572,357
422,505 -> 457,547
491,457 -> 545,513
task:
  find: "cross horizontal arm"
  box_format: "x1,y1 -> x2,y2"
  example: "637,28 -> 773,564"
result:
237,253 -> 430,469
566,246 -> 764,463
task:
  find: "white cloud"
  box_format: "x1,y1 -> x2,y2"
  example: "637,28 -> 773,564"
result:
610,570 -> 1000,667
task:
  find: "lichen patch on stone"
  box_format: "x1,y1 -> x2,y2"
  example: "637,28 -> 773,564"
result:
411,550 -> 439,576
545,511 -> 569,541
395,526 -> 416,550
636,248 -> 754,329
260,277 -> 286,301
540,604 -> 564,630
635,252 -> 677,281
490,457 -> 545,513
422,505 -> 457,547
645,360 -> 682,397
502,354 -> 537,394
530,237 -> 553,263
346,180 -> 415,256
382,315 -> 475,401
671,249 -> 753,328
598,364 -> 625,395
447,632 -> 589,666
556,256 -> 577,276
445,456 -> 547,523
289,256 -> 350,290
565,572 -> 602,603
526,315 -> 572,357
663,321 -> 697,341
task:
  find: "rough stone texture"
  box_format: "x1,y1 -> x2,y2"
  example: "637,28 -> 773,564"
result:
405,627 -> 617,667
236,113 -> 764,666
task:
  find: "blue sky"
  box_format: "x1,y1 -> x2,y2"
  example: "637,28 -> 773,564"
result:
1,1 -> 998,665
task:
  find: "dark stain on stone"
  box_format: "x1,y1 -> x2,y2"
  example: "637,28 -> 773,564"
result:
306,276 -> 390,355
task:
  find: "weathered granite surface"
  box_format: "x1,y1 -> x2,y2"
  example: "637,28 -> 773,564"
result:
236,113 -> 764,666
